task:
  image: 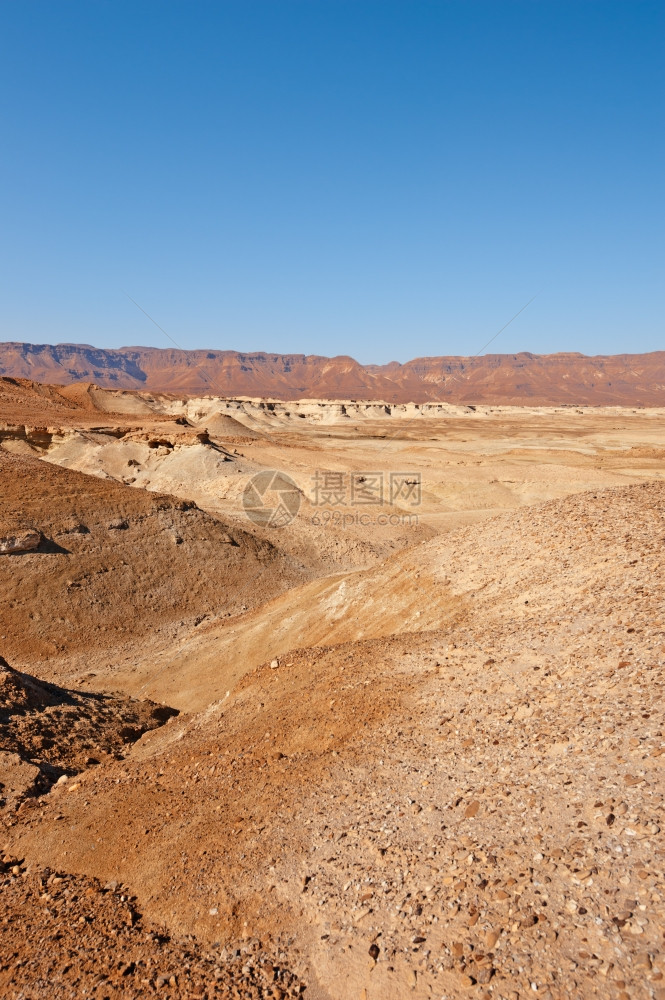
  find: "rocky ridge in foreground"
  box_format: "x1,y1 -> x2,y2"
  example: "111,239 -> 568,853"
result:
5,481 -> 665,999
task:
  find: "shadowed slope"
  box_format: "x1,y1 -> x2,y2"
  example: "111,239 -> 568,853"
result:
0,452 -> 307,668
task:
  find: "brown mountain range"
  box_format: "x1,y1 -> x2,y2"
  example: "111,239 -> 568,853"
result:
0,340 -> 664,404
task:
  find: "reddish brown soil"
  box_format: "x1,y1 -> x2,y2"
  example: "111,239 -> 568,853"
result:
0,864 -> 304,999
0,451 -> 306,666
0,654 -> 178,806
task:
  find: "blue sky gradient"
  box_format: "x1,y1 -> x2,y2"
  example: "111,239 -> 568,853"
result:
0,1 -> 662,362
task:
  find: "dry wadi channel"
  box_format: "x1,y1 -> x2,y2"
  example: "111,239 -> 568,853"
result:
0,377 -> 664,1000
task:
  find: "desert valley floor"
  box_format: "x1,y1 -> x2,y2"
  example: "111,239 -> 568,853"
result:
0,377 -> 664,1000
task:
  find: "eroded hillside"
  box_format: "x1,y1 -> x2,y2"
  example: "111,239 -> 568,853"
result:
1,380 -> 664,1000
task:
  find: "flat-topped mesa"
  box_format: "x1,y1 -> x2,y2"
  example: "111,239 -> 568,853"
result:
1,342 -> 664,404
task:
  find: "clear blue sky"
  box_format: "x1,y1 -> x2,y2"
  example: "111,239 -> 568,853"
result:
0,1 -> 662,363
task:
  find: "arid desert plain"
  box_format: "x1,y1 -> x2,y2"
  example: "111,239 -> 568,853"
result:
1,376 -> 664,1000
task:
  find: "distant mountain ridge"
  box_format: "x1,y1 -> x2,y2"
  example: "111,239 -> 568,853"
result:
0,341 -> 664,404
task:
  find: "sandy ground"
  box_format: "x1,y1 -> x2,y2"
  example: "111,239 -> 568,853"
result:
0,379 -> 664,999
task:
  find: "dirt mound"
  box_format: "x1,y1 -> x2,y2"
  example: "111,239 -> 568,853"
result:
624,445 -> 665,459
0,865 -> 305,999
0,376 -> 189,428
0,655 -> 178,806
199,410 -> 263,439
0,654 -> 69,713
0,452 -> 306,668
0,377 -> 84,423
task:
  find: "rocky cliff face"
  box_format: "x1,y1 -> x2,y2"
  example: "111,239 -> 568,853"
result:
0,342 -> 148,386
0,341 -> 664,404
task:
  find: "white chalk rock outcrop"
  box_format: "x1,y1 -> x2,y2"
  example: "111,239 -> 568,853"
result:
0,529 -> 41,554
